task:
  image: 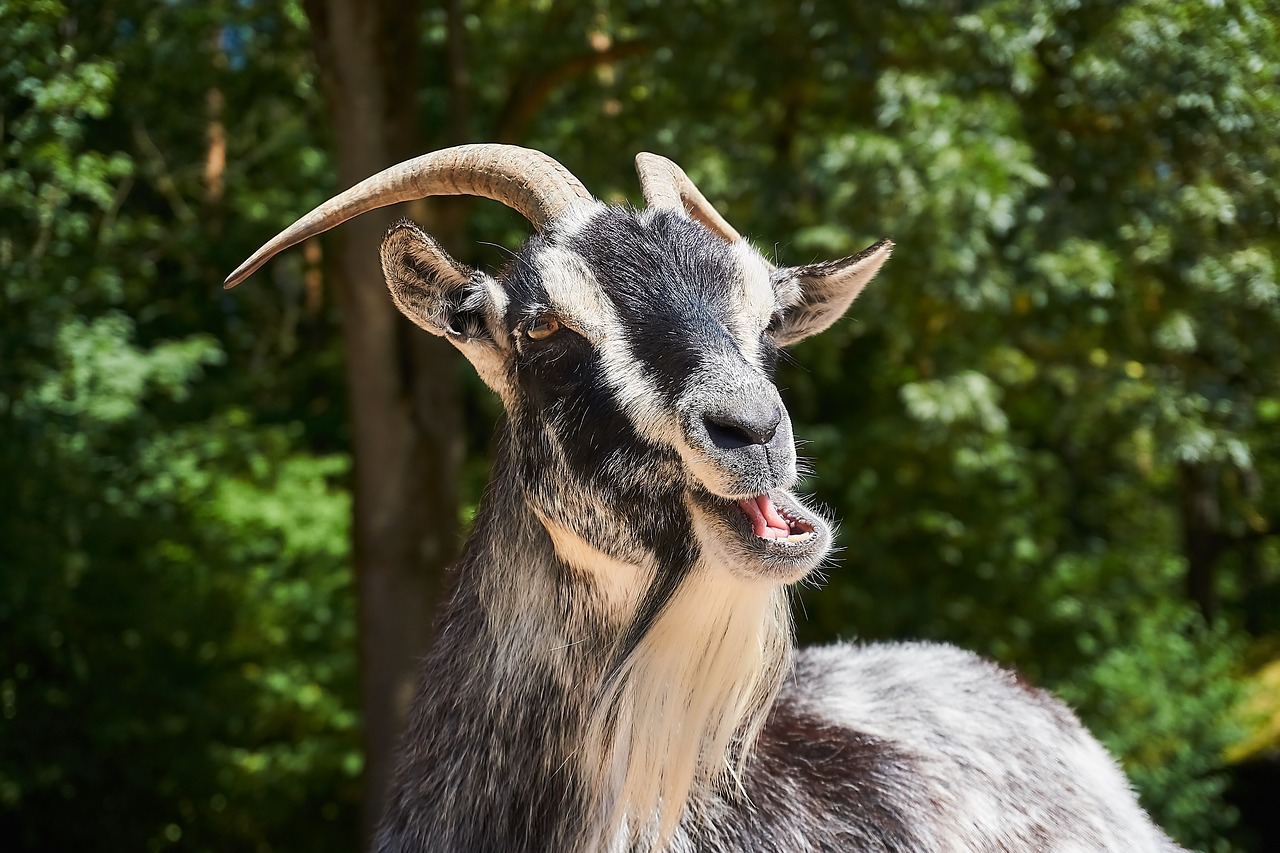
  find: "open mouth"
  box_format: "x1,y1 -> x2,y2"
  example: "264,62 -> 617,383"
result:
686,485 -> 831,579
721,488 -> 829,565
737,493 -> 817,543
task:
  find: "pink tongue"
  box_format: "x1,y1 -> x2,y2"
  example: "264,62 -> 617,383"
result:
738,494 -> 791,540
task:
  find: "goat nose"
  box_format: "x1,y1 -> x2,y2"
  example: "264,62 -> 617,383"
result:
702,400 -> 783,450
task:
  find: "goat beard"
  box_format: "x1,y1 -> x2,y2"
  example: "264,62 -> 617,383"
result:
583,570 -> 793,849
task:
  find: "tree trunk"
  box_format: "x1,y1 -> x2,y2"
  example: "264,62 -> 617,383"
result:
300,4 -> 645,843
303,0 -> 464,844
1178,461 -> 1221,623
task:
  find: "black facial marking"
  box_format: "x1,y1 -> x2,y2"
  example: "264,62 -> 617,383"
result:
502,236 -> 653,479
501,225 -> 712,570
568,209 -> 764,402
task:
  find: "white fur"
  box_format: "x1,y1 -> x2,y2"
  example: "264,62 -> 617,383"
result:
724,241 -> 779,368
586,566 -> 792,848
796,642 -> 1175,852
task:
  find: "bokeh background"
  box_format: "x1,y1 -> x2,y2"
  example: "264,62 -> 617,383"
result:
3,1 -> 1278,850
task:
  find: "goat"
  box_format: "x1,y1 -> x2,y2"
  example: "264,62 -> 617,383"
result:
226,144 -> 1185,853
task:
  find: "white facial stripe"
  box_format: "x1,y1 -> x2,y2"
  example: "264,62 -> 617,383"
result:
533,241 -> 689,454
534,246 -> 614,342
726,241 -> 778,369
548,199 -> 607,243
598,332 -> 689,451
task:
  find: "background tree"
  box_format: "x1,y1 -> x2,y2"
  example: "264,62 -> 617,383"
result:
2,1 -> 360,849
295,1 -> 462,833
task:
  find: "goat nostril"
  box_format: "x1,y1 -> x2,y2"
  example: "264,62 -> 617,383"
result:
703,412 -> 779,450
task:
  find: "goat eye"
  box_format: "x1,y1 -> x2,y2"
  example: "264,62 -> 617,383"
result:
527,316 -> 560,340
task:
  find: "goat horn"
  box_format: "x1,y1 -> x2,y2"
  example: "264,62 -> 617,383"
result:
224,144 -> 593,289
635,153 -> 741,244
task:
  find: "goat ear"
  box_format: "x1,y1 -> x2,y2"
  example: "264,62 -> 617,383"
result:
381,220 -> 514,397
770,239 -> 892,346
381,221 -> 506,344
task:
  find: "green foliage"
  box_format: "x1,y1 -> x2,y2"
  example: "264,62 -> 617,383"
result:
2,1 -> 356,850
1058,588 -> 1243,850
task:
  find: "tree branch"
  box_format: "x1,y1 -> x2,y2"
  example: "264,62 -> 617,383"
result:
494,39 -> 653,144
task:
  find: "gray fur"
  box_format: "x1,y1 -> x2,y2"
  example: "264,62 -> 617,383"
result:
368,191 -> 1184,852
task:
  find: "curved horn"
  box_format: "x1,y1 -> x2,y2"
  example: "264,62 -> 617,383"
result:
224,144 -> 593,289
635,153 -> 741,244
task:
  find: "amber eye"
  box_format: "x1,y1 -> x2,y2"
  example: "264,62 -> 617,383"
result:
527,316 -> 561,340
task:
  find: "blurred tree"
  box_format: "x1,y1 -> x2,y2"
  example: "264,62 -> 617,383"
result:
2,1 -> 361,850
297,1 -> 463,836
